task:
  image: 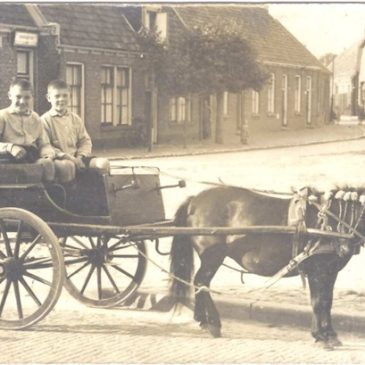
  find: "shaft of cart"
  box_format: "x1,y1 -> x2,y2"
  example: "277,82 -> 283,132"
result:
49,222 -> 354,241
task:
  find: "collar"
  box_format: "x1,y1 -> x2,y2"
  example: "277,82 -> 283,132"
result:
8,107 -> 32,116
49,109 -> 69,117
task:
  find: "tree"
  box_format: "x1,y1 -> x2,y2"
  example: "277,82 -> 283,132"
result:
319,53 -> 336,67
138,21 -> 268,144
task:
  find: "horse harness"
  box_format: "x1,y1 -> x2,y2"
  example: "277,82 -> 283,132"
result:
264,188 -> 365,289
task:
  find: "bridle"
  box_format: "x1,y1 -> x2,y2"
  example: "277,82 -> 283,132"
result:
308,192 -> 365,247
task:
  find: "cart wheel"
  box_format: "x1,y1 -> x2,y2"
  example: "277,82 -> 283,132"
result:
0,208 -> 64,330
61,236 -> 146,307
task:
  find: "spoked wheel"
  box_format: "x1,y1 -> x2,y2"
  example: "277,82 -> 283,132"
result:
61,236 -> 147,307
0,208 -> 64,330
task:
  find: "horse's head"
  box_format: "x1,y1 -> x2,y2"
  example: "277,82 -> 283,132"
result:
309,187 -> 365,256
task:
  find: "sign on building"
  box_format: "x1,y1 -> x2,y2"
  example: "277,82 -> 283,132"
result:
13,31 -> 38,47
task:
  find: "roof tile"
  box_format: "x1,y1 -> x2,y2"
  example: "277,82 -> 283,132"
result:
0,4 -> 36,27
39,4 -> 139,51
334,40 -> 362,77
174,5 -> 327,71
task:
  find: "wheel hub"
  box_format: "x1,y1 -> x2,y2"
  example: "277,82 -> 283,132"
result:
2,258 -> 25,281
84,248 -> 107,267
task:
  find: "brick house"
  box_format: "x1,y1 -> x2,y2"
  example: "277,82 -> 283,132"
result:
0,4 -> 331,147
0,5 -> 40,107
123,5 -> 331,144
0,3 -> 147,149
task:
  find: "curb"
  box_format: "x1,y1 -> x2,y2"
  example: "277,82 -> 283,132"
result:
122,291 -> 365,335
216,298 -> 365,334
106,134 -> 365,161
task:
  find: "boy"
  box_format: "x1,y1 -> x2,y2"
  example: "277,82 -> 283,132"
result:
0,79 -> 55,181
41,79 -> 109,182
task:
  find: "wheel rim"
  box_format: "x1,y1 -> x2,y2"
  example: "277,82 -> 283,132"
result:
62,236 -> 146,307
0,208 -> 64,330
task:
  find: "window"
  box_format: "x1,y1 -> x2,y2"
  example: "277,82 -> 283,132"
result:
169,96 -> 191,123
146,11 -> 157,29
100,66 -> 131,126
116,68 -> 130,125
361,82 -> 365,102
16,50 -> 33,83
144,9 -> 167,41
306,76 -> 312,93
294,75 -> 301,113
267,73 -> 275,113
223,91 -> 228,116
66,63 -> 83,117
252,90 -> 259,114
282,74 -> 288,127
101,67 -> 114,124
306,76 -> 312,124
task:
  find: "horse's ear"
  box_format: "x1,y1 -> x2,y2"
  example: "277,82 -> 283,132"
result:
291,186 -> 310,197
298,186 -> 310,198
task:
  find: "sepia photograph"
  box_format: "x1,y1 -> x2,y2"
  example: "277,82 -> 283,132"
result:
0,1 -> 365,363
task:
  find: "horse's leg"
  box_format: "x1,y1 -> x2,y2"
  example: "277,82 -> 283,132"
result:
306,256 -> 341,349
320,269 -> 342,347
194,243 -> 227,338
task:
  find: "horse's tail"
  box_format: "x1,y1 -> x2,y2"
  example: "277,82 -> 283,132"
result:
169,196 -> 194,304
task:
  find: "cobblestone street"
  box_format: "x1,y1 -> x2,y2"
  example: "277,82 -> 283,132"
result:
2,297 -> 365,364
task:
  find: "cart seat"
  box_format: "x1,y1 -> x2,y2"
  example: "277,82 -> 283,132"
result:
0,163 -> 43,184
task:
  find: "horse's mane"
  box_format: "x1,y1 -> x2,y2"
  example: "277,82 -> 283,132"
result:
306,185 -> 365,196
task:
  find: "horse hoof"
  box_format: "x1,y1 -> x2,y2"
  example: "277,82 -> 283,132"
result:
207,324 -> 221,338
315,340 -> 334,351
199,323 -> 208,330
328,337 -> 343,347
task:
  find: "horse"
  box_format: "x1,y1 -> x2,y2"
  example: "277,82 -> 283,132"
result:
169,186 -> 365,349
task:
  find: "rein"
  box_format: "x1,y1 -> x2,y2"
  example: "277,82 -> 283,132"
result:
159,170 -> 293,196
308,198 -> 365,246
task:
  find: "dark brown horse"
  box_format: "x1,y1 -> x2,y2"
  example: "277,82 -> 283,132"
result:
169,186 -> 365,349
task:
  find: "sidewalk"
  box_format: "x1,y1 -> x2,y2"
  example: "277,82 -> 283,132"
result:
95,123 -> 365,160
127,283 -> 365,336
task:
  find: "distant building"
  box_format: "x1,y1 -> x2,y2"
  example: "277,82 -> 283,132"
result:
332,36 -> 365,120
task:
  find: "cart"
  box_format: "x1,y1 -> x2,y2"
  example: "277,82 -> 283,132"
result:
0,163 -> 352,330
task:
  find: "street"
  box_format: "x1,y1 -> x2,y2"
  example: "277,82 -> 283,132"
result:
2,296 -> 365,364
115,138 -> 365,209
2,139 -> 365,363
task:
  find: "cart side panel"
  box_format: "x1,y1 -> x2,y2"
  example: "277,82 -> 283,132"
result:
0,185 -> 111,225
64,171 -> 109,216
105,173 -> 165,225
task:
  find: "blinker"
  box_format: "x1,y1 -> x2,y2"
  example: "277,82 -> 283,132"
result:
343,192 -> 351,201
359,195 -> 365,205
335,190 -> 345,200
